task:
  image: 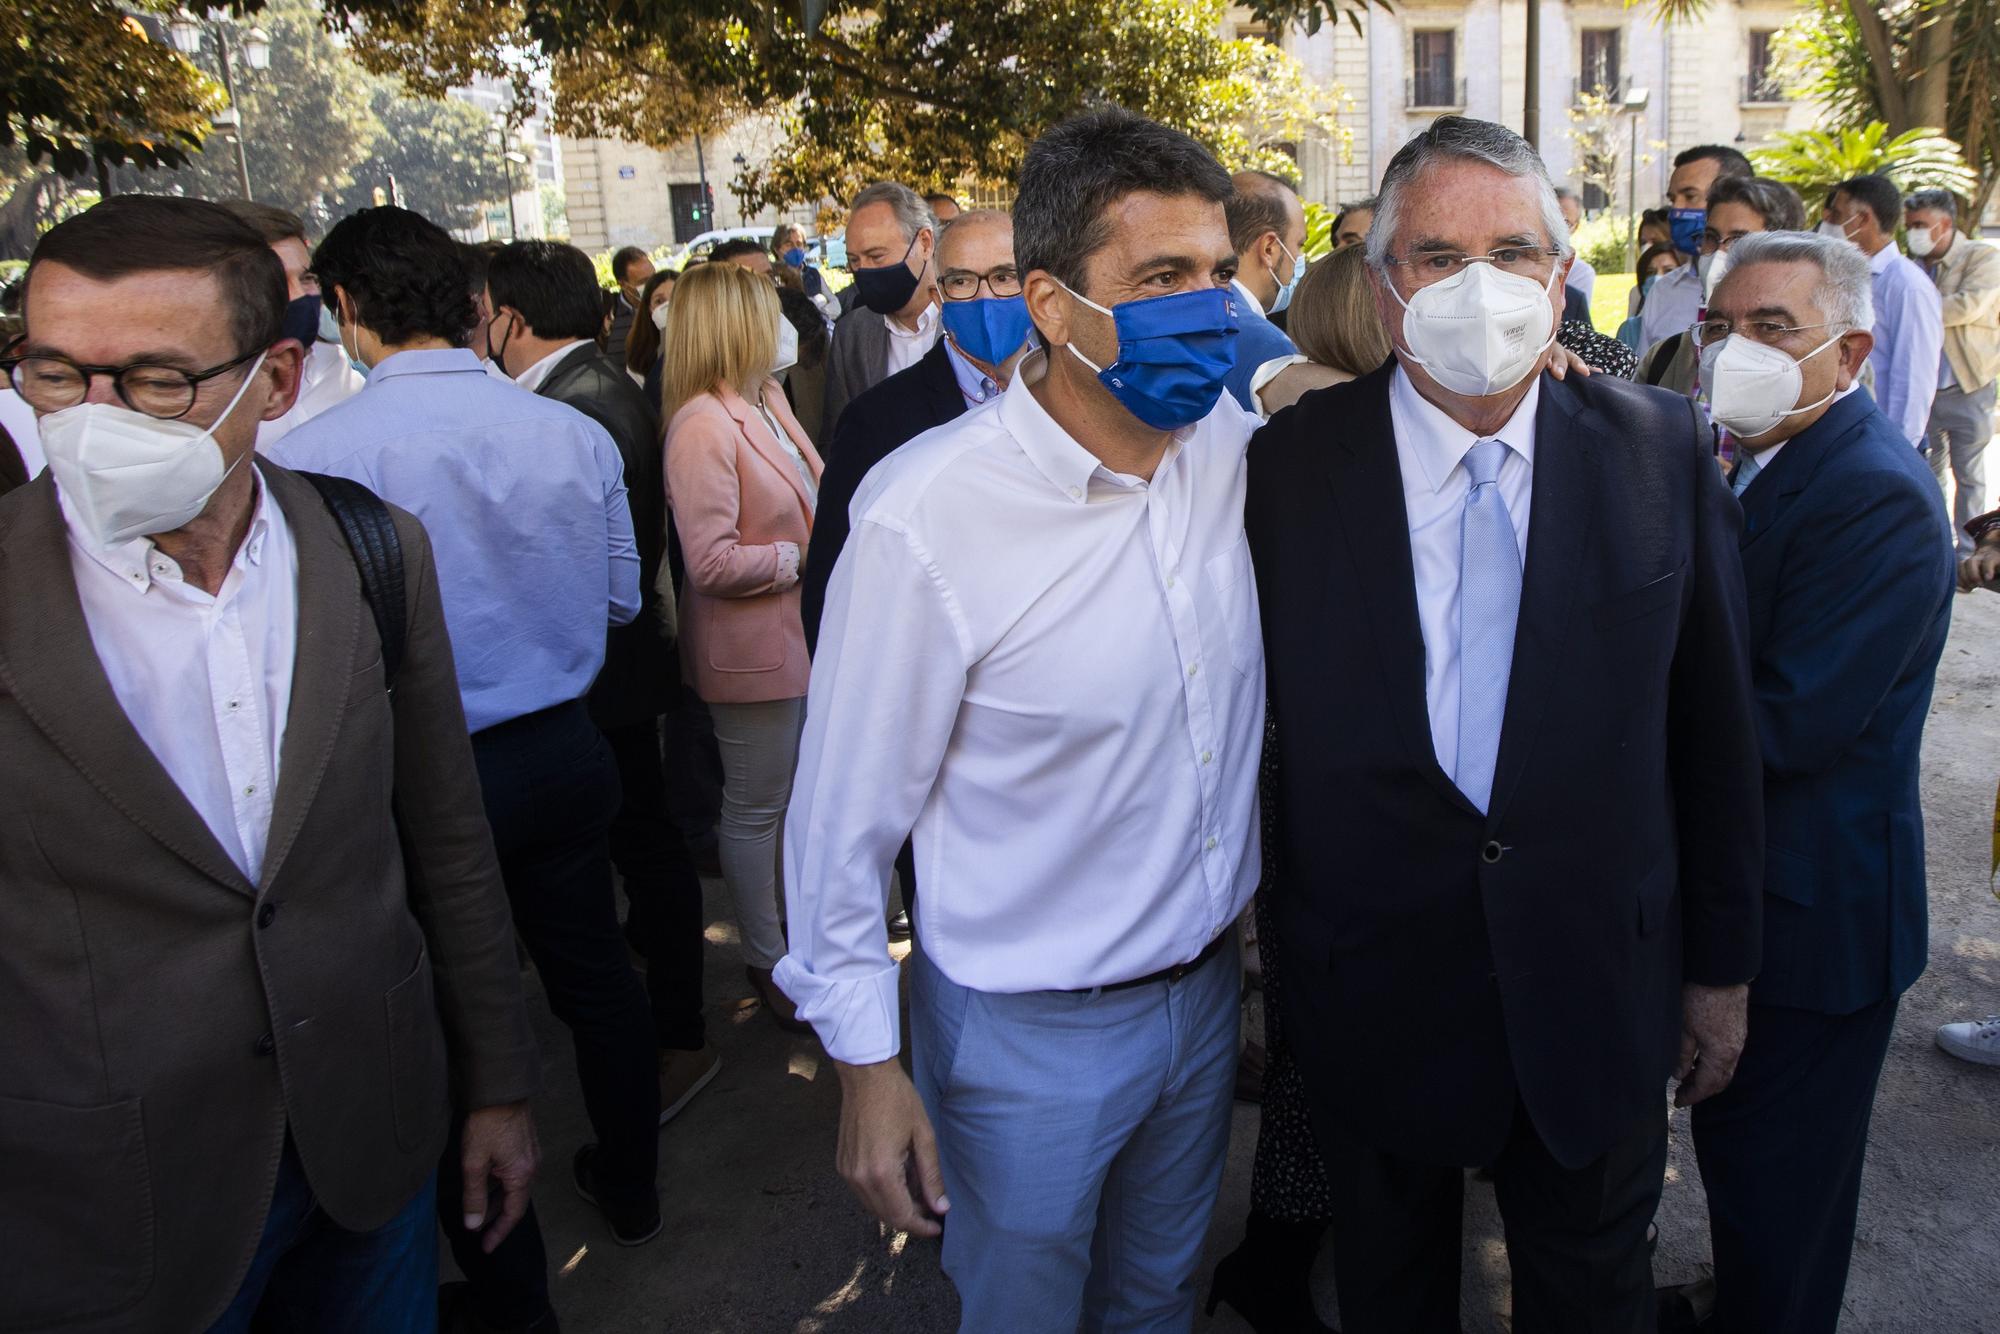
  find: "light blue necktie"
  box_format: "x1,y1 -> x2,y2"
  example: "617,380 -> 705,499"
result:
1731,450 -> 1762,496
1456,439 -> 1521,813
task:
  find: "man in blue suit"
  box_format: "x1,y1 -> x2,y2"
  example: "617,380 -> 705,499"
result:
1693,230 -> 1956,1334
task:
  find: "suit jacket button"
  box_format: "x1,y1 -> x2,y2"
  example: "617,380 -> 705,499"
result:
256,902 -> 277,929
255,1033 -> 275,1057
1481,841 -> 1505,864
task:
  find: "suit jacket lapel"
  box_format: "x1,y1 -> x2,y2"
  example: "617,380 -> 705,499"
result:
1738,390 -> 1872,549
255,464 -> 363,894
1486,375 -> 1597,826
720,384 -> 817,515
0,478 -> 253,894
920,340 -> 965,421
1327,363 -> 1482,818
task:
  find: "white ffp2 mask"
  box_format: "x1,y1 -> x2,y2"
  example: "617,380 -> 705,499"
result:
1698,333 -> 1841,439
1391,261 -> 1559,398
40,352 -> 266,547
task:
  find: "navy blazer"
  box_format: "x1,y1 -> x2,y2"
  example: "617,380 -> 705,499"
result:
1736,387 -> 1954,1014
1247,362 -> 1764,1170
800,339 -> 967,654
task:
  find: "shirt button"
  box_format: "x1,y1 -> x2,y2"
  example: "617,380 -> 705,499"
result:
1068,485 -> 1082,500
1201,750 -> 1213,765
1187,663 -> 1200,678
244,785 -> 256,796
1205,836 -> 1219,851
1166,573 -> 1176,589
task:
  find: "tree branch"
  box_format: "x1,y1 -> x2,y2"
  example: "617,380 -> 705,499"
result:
1846,0 -> 1907,129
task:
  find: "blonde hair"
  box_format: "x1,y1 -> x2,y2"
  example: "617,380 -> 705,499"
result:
1287,244 -> 1392,377
661,260 -> 780,420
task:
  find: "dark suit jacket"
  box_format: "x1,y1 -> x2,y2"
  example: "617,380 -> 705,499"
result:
1563,283 -> 1593,329
537,343 -> 678,727
1736,387 -> 1954,1014
800,339 -> 966,653
0,420 -> 26,498
1246,363 -> 1763,1170
821,305 -> 895,448
605,294 -> 637,367
0,463 -> 538,1332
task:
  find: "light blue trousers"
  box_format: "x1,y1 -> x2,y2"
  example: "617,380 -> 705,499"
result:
910,937 -> 1239,1334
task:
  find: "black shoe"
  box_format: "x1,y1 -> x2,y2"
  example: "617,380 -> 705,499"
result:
887,909 -> 913,940
1204,1212 -> 1336,1333
438,1280 -> 562,1334
572,1145 -> 662,1247
1656,1279 -> 1715,1333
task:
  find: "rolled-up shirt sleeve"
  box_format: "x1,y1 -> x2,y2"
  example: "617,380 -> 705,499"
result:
773,517 -> 969,1065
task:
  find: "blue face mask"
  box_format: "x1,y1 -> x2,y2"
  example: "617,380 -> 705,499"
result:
1668,207 -> 1705,258
1639,273 -> 1661,296
941,294 -> 1034,368
782,246 -> 806,268
1269,238 -> 1304,316
1059,283 -> 1239,431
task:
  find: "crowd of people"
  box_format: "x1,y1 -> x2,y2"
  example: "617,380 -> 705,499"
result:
0,102 -> 1996,1334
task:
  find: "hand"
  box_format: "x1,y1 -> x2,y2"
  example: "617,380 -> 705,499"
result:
460,1101 -> 540,1252
1546,344 -> 1595,381
1674,983 -> 1750,1107
834,1058 -> 949,1238
1958,542 -> 2000,592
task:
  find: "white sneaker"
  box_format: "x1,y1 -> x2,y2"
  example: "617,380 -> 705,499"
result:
1936,1016 -> 2000,1066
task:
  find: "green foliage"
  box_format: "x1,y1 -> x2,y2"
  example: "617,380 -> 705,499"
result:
330,88 -> 510,232
1572,213 -> 1638,275
1302,202 -> 1336,261
1,0 -> 220,175
1750,123 -> 1978,203
540,181 -> 570,241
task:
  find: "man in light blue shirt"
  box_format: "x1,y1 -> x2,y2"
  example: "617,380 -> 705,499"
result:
1823,175 -> 1942,448
269,207 -> 661,1326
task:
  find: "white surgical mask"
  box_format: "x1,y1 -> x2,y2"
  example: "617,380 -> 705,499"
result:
1698,248 -> 1732,301
771,317 -> 799,378
1698,331 -> 1842,439
1391,261 -> 1559,398
1906,226 -> 1941,260
1817,217 -> 1857,246
41,352 -> 266,547
650,301 -> 672,332
1269,238 -> 1304,316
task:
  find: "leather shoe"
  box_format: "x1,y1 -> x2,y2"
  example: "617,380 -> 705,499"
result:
572,1145 -> 662,1246
745,964 -> 814,1035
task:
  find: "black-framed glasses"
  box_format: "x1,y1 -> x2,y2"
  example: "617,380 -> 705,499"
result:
939,267 -> 1023,301
1690,318 -> 1839,350
1382,245 -> 1557,287
2,348 -> 261,420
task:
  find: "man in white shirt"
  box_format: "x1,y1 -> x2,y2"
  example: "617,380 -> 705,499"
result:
1637,144 -> 1755,355
777,109 -> 1263,1331
1822,174 -> 1943,449
1556,187 -> 1596,307
223,201 -> 363,447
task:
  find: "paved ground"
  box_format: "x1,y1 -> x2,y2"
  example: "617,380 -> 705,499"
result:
488,590 -> 2000,1333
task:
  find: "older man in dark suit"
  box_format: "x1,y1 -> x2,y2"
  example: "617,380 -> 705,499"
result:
1690,230 -> 1955,1334
0,195 -> 539,1333
1246,117 -> 1763,1332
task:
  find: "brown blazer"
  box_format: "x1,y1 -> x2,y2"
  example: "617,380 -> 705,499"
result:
0,463 -> 540,1333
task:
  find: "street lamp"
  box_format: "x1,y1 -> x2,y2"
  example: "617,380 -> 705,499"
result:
168,9 -> 269,200
1623,85 -> 1651,270
503,150 -> 528,239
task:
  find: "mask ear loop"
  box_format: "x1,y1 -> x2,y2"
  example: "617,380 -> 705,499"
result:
1774,328 -> 1850,421
1387,258 -> 1565,380
1055,280 -> 1117,375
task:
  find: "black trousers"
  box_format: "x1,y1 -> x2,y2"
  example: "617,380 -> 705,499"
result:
603,718 -> 707,1051
435,1117 -> 553,1328
465,700 -> 659,1205
1312,1098 -> 1666,1334
1692,994 -> 1898,1334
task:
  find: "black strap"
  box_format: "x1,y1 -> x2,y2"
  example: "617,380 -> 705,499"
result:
1643,332 -> 1683,388
299,471 -> 407,689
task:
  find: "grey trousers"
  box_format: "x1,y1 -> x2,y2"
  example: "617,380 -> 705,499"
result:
1925,380 -> 1998,552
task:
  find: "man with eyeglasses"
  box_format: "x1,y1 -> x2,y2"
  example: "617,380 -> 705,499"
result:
1686,229 -> 1953,1334
1246,116 -> 1762,1330
0,195 -> 541,1332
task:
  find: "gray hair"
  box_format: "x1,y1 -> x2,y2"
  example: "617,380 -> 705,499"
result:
1725,230 -> 1874,331
848,181 -> 936,243
1365,117 -> 1572,271
1904,187 -> 1958,220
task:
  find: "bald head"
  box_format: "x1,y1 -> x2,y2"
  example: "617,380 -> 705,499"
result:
937,209 -> 1013,269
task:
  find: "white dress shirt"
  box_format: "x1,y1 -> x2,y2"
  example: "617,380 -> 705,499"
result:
775,353 -> 1266,1065
1,387 -> 45,478
257,340 -> 365,447
1865,243 -> 1944,447
1388,366 -> 1537,781
62,469 -> 299,881
1636,262 -> 1703,356
882,301 -> 941,378
512,339 -> 593,394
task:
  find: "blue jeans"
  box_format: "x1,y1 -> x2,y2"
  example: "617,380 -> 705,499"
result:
206,1135 -> 437,1334
910,936 -> 1239,1334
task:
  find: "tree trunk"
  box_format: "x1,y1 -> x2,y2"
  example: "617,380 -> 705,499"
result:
1846,0 -> 1908,129
1907,4 -> 1954,131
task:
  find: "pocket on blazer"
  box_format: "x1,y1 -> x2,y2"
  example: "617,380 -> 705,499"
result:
1764,844 -> 1818,907
1591,563 -> 1685,631
705,596 -> 786,674
1204,534 -> 1263,678
0,1092 -> 155,1326
385,948 -> 450,1153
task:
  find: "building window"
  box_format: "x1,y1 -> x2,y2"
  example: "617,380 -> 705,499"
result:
1579,28 -> 1622,99
1410,31 -> 1458,109
1745,30 -> 1785,103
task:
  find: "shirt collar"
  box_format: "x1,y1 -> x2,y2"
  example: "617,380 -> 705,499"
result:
1389,363 -> 1541,494
943,336 -> 1002,405
885,301 -> 939,343
513,340 -> 593,393
1867,243 -> 1899,274
1001,349 -> 1190,504
61,462 -> 278,595
1229,278 -> 1268,320
367,347 -> 489,383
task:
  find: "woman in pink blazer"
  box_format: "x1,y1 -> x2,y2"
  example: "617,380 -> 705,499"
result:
661,262 -> 824,1031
